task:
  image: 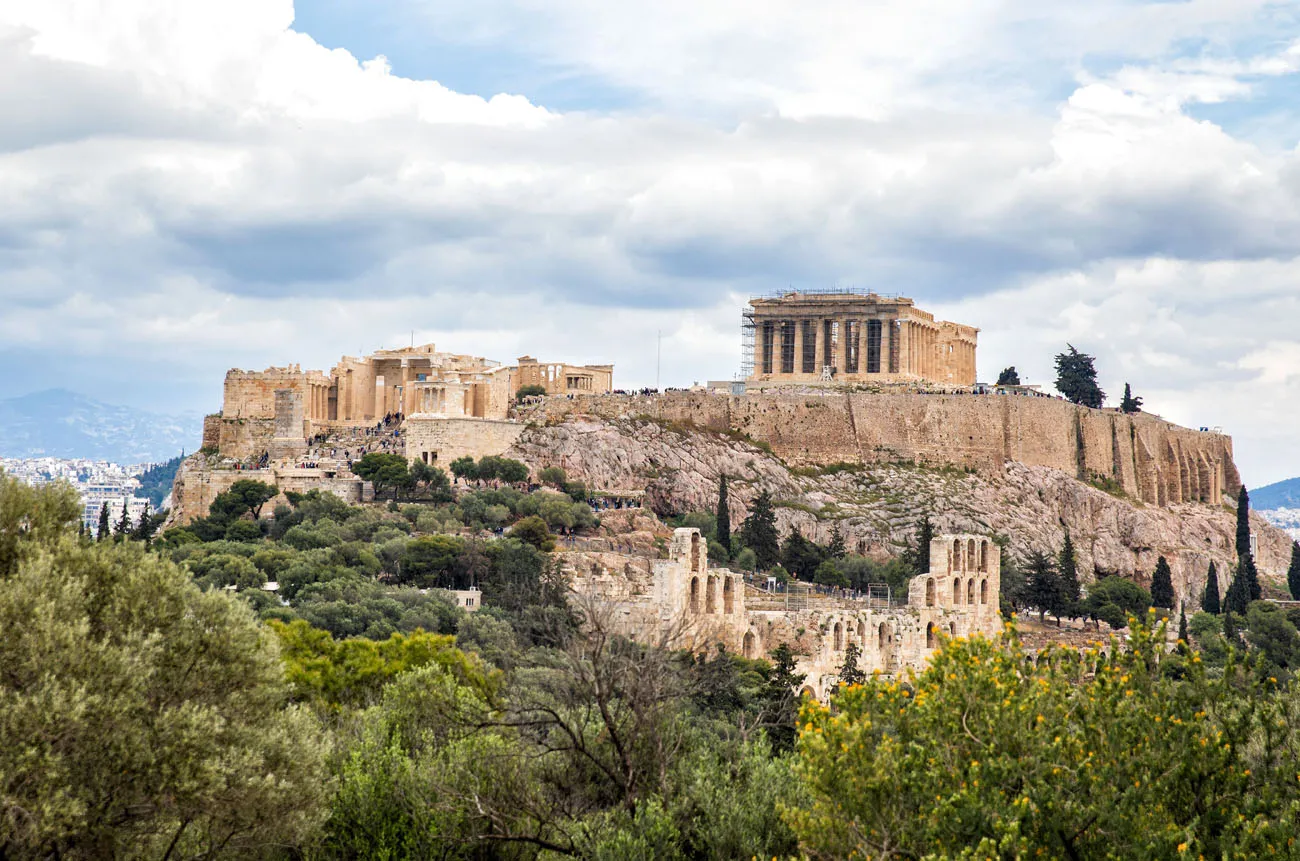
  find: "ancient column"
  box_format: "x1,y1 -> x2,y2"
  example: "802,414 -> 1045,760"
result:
792,318 -> 804,376
806,320 -> 818,375
754,320 -> 766,376
835,317 -> 847,376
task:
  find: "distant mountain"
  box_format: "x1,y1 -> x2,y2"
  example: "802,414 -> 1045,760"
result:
1253,477 -> 1300,511
0,389 -> 203,464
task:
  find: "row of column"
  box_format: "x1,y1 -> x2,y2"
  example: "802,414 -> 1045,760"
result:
305,382 -> 331,421
756,316 -> 953,379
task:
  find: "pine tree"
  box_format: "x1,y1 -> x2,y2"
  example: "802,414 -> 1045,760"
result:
838,642 -> 866,687
715,475 -> 731,560
96,502 -> 110,543
1288,541 -> 1300,601
1025,549 -> 1061,624
1201,561 -> 1221,615
827,524 -> 846,560
1119,383 -> 1143,414
761,642 -> 806,752
740,491 -> 781,571
1054,344 -> 1105,408
1235,485 -> 1261,602
114,499 -> 132,542
996,367 -> 1020,386
1150,556 -> 1174,611
132,502 -> 154,547
1058,532 -> 1080,612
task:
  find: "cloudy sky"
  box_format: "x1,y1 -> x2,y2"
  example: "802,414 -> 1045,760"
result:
1,0 -> 1298,485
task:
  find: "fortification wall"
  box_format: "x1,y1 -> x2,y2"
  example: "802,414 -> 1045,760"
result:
403,417 -> 526,468
168,456 -> 368,526
523,392 -> 1239,507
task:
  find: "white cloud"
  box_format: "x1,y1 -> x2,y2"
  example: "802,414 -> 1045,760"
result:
0,0 -> 1298,485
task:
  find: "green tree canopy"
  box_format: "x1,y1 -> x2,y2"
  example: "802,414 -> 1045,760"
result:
0,502 -> 327,857
715,474 -> 731,559
352,452 -> 413,499
790,618 -> 1300,859
995,366 -> 1020,386
1054,344 -> 1105,408
1078,575 -> 1151,629
1289,541 -> 1300,601
516,384 -> 547,399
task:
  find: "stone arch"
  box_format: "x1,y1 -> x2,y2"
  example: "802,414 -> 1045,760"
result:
953,577 -> 962,604
706,574 -> 718,614
966,578 -> 975,605
949,621 -> 957,637
967,538 -> 977,569
953,539 -> 963,571
979,540 -> 989,572
689,577 -> 700,613
926,622 -> 936,649
723,577 -> 735,614
799,685 -> 817,700
926,578 -> 936,607
878,622 -> 888,650
743,630 -> 757,659
833,622 -> 843,652
690,532 -> 701,571
980,578 -> 988,605
857,619 -> 866,643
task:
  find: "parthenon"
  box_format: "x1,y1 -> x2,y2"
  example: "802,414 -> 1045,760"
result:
745,291 -> 978,387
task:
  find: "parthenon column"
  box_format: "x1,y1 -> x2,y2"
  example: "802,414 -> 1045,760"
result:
792,318 -> 804,375
835,316 -> 848,376
754,322 -> 766,375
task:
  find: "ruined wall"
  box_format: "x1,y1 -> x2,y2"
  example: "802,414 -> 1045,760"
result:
403,417 -> 526,468
567,529 -> 1003,700
168,455 -> 368,526
524,392 -> 1239,507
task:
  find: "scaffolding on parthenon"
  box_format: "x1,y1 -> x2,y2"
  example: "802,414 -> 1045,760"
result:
739,306 -> 756,379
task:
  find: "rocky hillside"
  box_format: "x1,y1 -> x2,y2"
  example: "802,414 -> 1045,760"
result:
506,415 -> 1293,608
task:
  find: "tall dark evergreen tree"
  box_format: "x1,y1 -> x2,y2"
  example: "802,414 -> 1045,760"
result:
131,502 -> 155,546
740,490 -> 781,571
827,524 -> 846,559
1177,605 -> 1190,654
1058,532 -> 1081,610
1289,541 -> 1300,601
714,475 -> 731,560
1119,383 -> 1143,414
1025,549 -> 1061,624
1150,556 -> 1175,610
1054,344 -> 1105,408
96,502 -> 110,543
838,642 -> 866,687
903,515 -> 934,577
1232,485 -> 1261,603
114,499 -> 132,543
996,367 -> 1021,386
760,642 -> 806,752
1202,561 -> 1221,615
1225,563 -> 1251,615
1223,609 -> 1238,645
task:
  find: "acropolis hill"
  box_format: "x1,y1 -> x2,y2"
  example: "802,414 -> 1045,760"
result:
170,292 -> 1293,612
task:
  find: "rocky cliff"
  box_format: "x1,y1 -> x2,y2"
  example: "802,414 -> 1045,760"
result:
520,391 -> 1238,508
506,414 -> 1292,609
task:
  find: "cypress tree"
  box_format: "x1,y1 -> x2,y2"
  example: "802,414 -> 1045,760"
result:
1150,556 -> 1174,611
1223,609 -> 1237,645
1225,563 -> 1250,615
1234,486 -> 1261,602
916,515 -> 933,576
96,502 -> 110,542
1177,605 -> 1190,654
827,524 -> 847,559
1058,532 -> 1080,610
1119,383 -> 1143,414
740,491 -> 781,571
1201,561 -> 1221,615
1288,541 -> 1300,601
715,475 -> 731,560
